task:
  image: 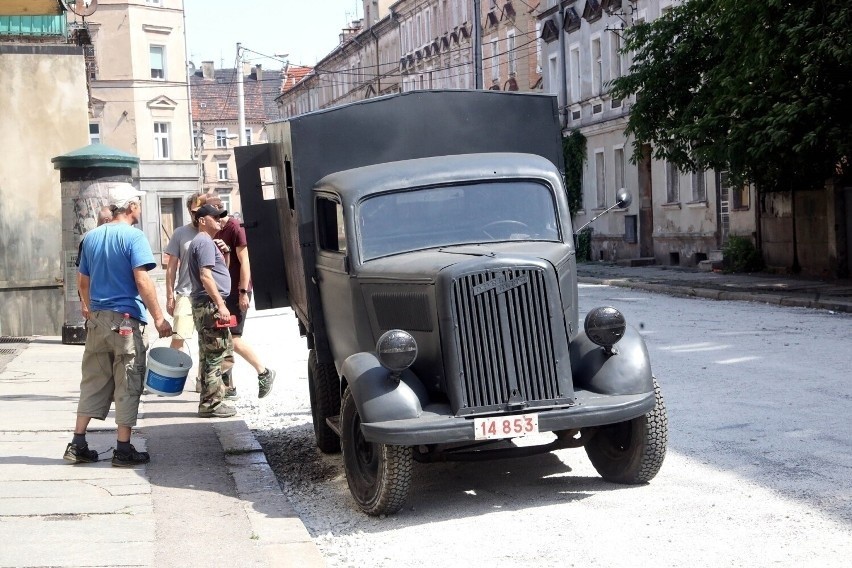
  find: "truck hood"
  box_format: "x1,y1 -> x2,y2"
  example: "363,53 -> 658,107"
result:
355,241 -> 573,282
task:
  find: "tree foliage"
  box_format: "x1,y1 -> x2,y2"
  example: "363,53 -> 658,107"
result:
563,129 -> 587,212
611,0 -> 852,192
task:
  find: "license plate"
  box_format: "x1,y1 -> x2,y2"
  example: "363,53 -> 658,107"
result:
474,413 -> 539,440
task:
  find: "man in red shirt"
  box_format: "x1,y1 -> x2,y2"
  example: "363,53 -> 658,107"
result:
212,200 -> 275,400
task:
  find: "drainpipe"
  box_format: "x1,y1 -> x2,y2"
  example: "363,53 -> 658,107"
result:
558,3 -> 569,129
370,27 -> 381,94
183,7 -> 195,164
473,0 -> 483,89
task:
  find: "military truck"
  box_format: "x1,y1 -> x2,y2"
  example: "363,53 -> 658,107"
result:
236,90 -> 667,516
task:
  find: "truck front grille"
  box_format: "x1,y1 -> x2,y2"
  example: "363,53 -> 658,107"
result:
451,268 -> 560,414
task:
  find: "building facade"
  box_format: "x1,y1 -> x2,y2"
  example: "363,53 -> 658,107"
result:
0,4 -> 90,335
190,61 -> 284,215
74,0 -> 198,263
480,0 -> 543,92
539,0 -> 756,266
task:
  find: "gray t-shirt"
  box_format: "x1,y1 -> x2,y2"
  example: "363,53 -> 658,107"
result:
164,223 -> 198,296
188,232 -> 231,300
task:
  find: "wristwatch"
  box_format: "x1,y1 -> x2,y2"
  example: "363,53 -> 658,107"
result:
239,288 -> 249,294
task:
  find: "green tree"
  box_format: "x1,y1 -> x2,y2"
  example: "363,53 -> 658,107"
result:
611,0 -> 851,192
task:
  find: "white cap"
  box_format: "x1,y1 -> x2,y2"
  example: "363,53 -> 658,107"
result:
108,183 -> 144,209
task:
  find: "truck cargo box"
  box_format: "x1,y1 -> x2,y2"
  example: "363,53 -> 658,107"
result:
236,89 -> 564,360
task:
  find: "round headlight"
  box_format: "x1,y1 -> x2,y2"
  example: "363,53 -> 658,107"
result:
584,307 -> 626,350
376,329 -> 418,377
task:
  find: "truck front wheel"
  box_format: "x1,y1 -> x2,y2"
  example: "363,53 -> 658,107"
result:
584,378 -> 668,484
308,350 -> 341,454
341,386 -> 412,516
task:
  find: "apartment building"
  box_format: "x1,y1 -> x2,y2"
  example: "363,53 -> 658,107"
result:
76,0 -> 198,262
539,0 -> 756,266
0,4 -> 90,335
481,0 -> 543,92
190,61 -> 282,214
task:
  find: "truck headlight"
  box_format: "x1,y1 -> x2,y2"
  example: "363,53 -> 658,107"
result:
584,306 -> 626,354
376,329 -> 418,380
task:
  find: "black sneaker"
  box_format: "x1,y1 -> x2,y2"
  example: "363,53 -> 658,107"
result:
258,369 -> 276,399
198,402 -> 237,418
112,445 -> 150,467
63,442 -> 99,464
224,387 -> 239,400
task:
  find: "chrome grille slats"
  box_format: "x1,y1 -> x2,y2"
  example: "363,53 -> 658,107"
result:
451,267 -> 560,414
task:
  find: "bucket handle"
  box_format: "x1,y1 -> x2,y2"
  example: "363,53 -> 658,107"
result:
149,333 -> 193,361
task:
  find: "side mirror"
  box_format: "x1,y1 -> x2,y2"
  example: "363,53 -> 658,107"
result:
616,189 -> 632,209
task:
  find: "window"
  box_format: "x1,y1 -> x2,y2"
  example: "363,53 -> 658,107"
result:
569,45 -> 581,102
490,38 -> 499,81
692,171 -> 706,202
217,190 -> 231,213
548,54 -> 558,95
666,161 -> 680,203
218,163 -> 229,181
535,22 -> 542,72
89,123 -> 101,145
317,197 -> 347,253
591,37 -> 602,95
153,122 -> 170,159
595,150 -> 606,208
614,147 -> 625,194
215,128 -> 227,148
245,128 -> 252,146
609,33 -> 622,81
146,0 -> 162,5
507,30 -> 516,76
149,45 -> 165,79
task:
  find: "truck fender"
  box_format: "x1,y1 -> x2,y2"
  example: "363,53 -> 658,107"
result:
341,352 -> 429,424
569,325 -> 653,395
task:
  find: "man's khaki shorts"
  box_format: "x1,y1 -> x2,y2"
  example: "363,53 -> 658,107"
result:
172,295 -> 196,341
77,310 -> 148,427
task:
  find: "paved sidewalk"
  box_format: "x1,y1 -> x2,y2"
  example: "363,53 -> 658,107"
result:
577,261 -> 852,314
0,336 -> 325,568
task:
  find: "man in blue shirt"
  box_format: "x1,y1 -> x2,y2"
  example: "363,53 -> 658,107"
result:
64,183 -> 172,467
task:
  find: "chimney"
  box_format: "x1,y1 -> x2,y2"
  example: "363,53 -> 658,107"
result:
201,60 -> 214,80
254,64 -> 263,82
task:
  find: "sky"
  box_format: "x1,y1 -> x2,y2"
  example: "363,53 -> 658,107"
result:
183,0 -> 364,70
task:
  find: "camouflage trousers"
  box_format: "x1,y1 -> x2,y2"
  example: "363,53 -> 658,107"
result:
191,299 -> 235,413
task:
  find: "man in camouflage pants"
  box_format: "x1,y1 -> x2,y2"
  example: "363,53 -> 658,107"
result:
187,203 -> 236,418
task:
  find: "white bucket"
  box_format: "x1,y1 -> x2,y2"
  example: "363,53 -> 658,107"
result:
145,346 -> 192,396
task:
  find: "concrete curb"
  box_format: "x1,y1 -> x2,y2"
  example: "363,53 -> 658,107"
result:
579,277 -> 852,313
213,420 -> 326,568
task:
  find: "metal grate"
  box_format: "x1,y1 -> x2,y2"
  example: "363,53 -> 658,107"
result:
451,268 -> 560,415
0,349 -> 17,355
0,337 -> 30,344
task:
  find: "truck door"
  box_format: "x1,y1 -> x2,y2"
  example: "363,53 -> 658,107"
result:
234,143 -> 289,309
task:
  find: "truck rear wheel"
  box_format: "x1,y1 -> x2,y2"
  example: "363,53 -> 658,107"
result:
584,378 -> 667,484
308,350 -> 341,454
341,386 -> 412,516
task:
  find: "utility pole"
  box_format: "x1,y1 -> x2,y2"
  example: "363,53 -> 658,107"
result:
236,42 -> 246,146
473,0 -> 483,89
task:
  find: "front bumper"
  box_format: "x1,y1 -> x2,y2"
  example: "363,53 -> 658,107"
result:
360,388 -> 656,445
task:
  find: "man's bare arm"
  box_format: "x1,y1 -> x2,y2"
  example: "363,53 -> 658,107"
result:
133,267 -> 172,337
200,266 -> 230,320
165,253 -> 179,316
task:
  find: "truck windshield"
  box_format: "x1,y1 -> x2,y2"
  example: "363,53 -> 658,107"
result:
358,181 -> 560,260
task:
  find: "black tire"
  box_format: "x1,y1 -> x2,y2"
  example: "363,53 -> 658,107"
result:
340,386 -> 412,516
584,378 -> 668,484
308,349 -> 341,454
